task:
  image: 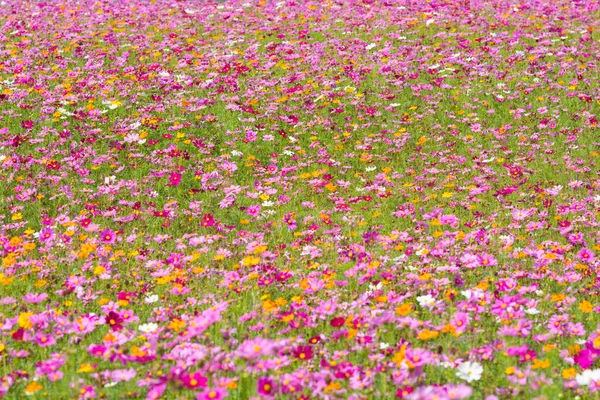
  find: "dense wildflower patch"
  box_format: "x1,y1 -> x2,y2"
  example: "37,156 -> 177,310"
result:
1,0 -> 600,398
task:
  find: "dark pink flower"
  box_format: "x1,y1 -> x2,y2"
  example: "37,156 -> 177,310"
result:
167,172 -> 182,187
100,229 -> 116,244
180,372 -> 207,389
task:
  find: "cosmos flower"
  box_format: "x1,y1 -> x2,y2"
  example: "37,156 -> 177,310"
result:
456,361 -> 483,383
197,387 -> 227,400
100,229 -> 117,244
257,377 -> 276,397
180,372 -> 208,390
200,214 -> 215,227
576,369 -> 600,387
138,323 -> 158,333
293,346 -> 313,361
105,311 -> 124,331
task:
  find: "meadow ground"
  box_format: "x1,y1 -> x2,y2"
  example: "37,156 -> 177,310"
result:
1,0 -> 600,399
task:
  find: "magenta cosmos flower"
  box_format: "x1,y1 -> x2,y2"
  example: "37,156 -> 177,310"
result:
257,377 -> 276,397
180,372 -> 207,390
99,229 -> 117,244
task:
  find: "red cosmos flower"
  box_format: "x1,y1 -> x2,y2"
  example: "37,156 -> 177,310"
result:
11,135 -> 27,147
330,317 -> 345,327
557,220 -> 571,228
46,160 -> 61,170
200,213 -> 215,227
105,311 -> 124,331
396,386 -> 414,398
117,292 -> 136,303
493,185 -> 518,197
21,120 -> 34,130
308,335 -> 322,345
12,328 -> 24,341
293,345 -> 313,361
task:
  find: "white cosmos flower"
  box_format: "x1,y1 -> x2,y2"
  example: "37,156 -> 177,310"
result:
138,323 -> 158,333
128,122 -> 141,130
575,369 -> 600,386
144,294 -> 159,304
456,361 -> 483,382
417,294 -> 435,308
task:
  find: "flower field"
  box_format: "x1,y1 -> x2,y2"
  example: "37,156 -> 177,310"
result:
1,0 -> 600,398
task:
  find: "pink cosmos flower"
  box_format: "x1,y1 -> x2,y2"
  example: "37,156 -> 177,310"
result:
34,332 -> 56,347
246,205 -> 261,217
568,322 -> 586,337
167,172 -> 182,186
451,312 -> 470,334
39,228 -> 55,243
578,248 -> 595,262
110,368 -> 136,382
478,253 -> 497,267
22,293 -> 48,304
99,229 -> 116,244
74,315 -> 99,335
197,387 -> 227,400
